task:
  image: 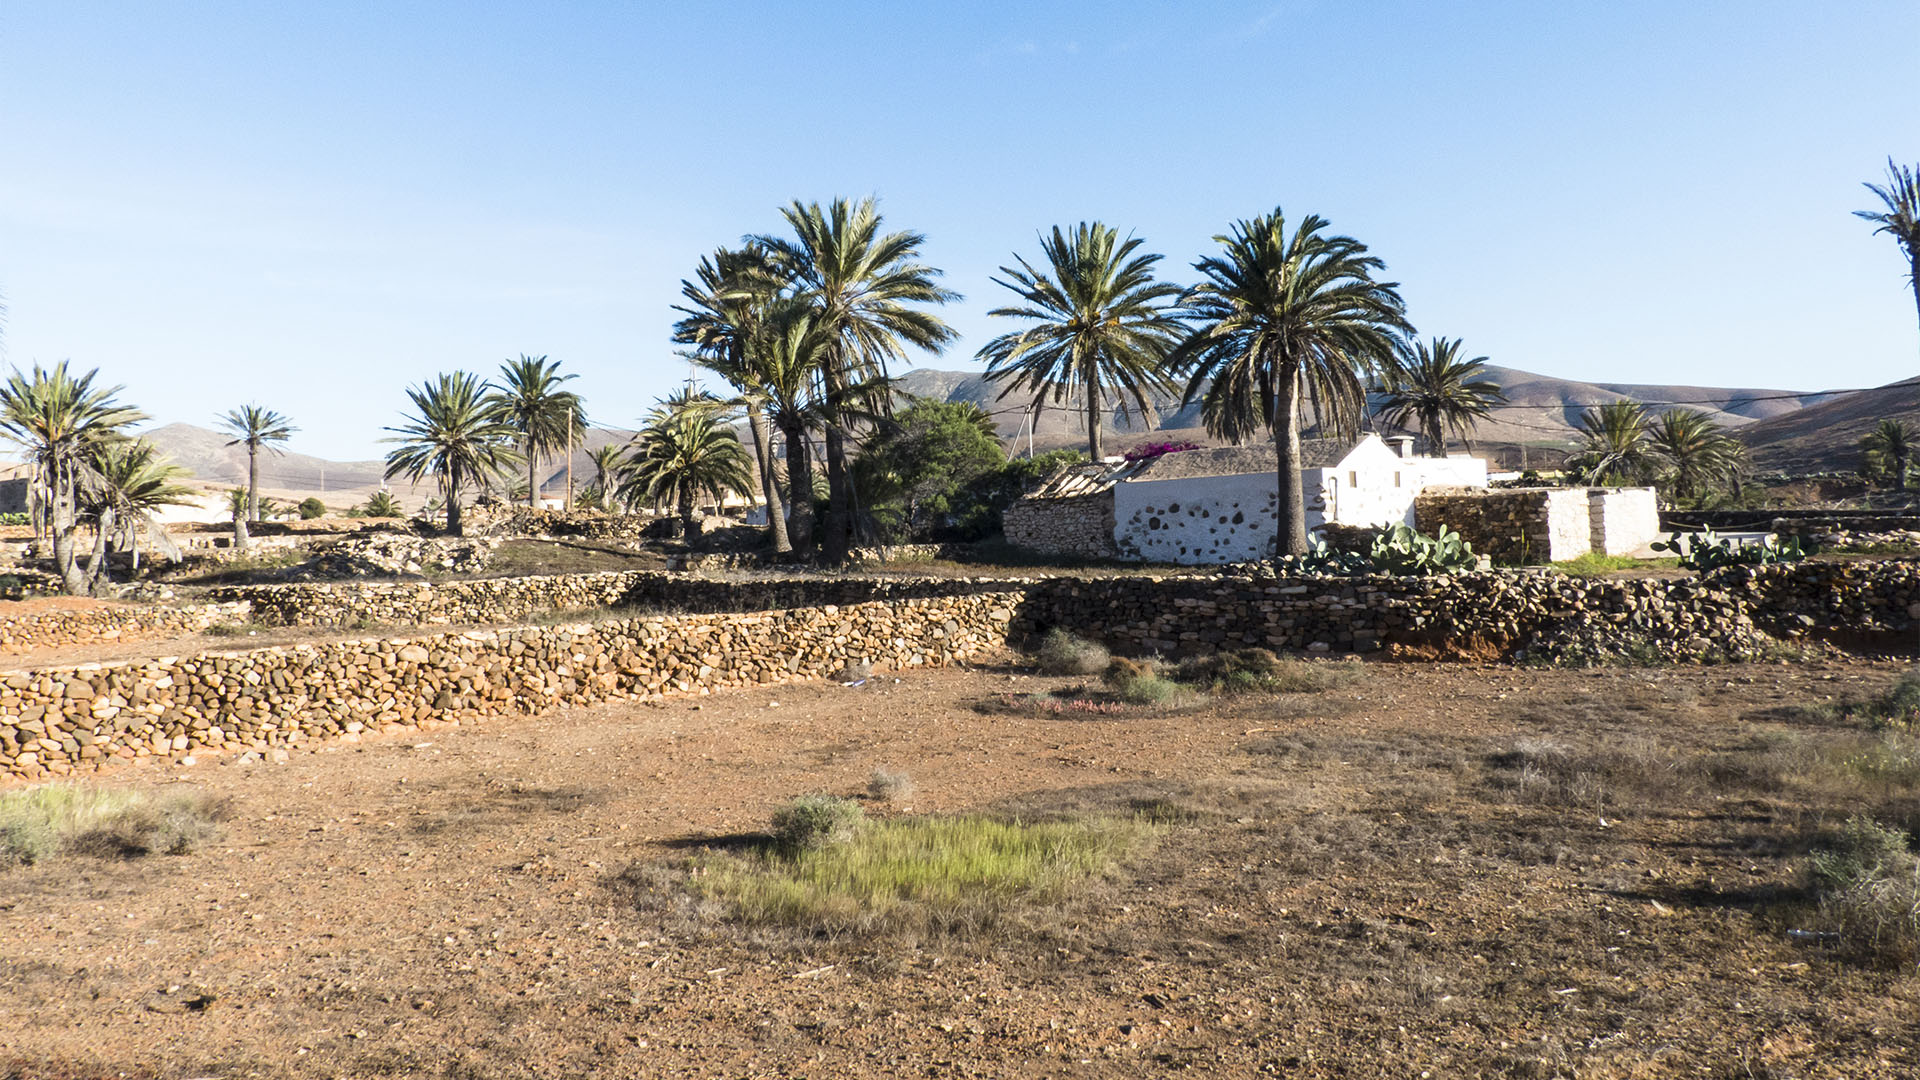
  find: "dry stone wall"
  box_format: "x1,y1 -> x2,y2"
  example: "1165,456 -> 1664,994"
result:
1,592 -> 1020,779
0,602 -> 248,656
1003,494 -> 1118,559
1416,488 -> 1592,564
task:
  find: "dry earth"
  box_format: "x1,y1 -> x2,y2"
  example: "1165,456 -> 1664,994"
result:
2,655 -> 1917,1079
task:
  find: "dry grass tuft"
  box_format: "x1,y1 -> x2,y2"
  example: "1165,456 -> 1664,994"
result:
1,783 -> 222,866
1032,629 -> 1110,676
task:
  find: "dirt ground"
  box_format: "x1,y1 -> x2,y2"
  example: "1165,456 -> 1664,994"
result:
2,656 -> 1917,1079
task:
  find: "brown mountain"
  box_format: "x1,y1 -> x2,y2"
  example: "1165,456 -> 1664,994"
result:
1735,376 -> 1920,474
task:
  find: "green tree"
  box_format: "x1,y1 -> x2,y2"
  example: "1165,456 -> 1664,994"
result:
1571,401 -> 1659,485
216,405 -> 296,545
977,222 -> 1185,461
1172,210 -> 1409,555
485,355 -> 584,509
298,496 -> 326,520
618,397 -> 754,540
585,443 -> 628,512
1855,159 -> 1920,343
1647,409 -> 1747,503
0,363 -> 147,594
854,400 -> 1006,540
1376,337 -> 1507,455
674,246 -> 793,553
1861,418 -> 1916,491
81,437 -> 195,581
384,372 -> 521,535
754,197 -> 959,564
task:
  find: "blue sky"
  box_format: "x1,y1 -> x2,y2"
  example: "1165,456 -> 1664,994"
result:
2,1 -> 1915,459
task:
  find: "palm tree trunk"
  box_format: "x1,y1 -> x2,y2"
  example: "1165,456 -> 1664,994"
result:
1899,447 -> 1911,493
233,513 -> 250,552
1086,368 -> 1103,462
447,478 -> 464,536
247,446 -> 259,522
85,507 -> 114,594
1274,363 -> 1311,557
131,518 -> 142,573
820,366 -> 852,564
564,431 -> 573,511
528,439 -> 539,509
679,489 -> 696,540
745,403 -> 790,554
52,469 -> 86,596
781,416 -> 815,551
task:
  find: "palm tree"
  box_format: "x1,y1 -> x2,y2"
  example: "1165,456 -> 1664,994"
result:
384,372 -> 521,535
362,490 -> 404,518
1855,159 -> 1920,342
83,438 -> 194,579
1172,210 -> 1409,555
618,397 -> 754,540
1572,401 -> 1659,485
484,355 -> 584,509
1647,409 -> 1746,503
752,301 -> 832,551
216,405 -> 296,546
1376,337 -> 1507,455
0,363 -> 147,594
674,246 -> 792,553
977,222 -> 1186,461
586,443 -> 629,512
1861,418 -> 1916,491
753,197 -> 959,563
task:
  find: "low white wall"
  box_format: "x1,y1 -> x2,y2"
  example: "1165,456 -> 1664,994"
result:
1589,488 -> 1660,556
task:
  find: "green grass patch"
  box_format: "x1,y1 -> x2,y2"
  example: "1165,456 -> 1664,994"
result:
687,812 -> 1159,935
1550,552 -> 1676,576
1,783 -> 222,866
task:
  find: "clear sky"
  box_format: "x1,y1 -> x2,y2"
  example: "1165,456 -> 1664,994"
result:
2,1 -> 1915,460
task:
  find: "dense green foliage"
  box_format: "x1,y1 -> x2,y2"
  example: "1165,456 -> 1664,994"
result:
1376,337 -> 1506,454
853,400 -> 1006,540
297,496 -> 327,519
383,371 -> 521,535
485,355 -> 584,508
1861,418 -> 1916,490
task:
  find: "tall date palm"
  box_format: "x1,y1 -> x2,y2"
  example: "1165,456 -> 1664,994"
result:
0,363 -> 147,593
977,222 -> 1186,461
385,372 -> 521,535
1172,210 -> 1409,556
1855,158 -> 1920,344
753,197 -> 958,564
485,355 -> 584,509
1376,337 -> 1506,455
217,404 -> 296,551
1572,401 -> 1659,486
1647,409 -> 1746,502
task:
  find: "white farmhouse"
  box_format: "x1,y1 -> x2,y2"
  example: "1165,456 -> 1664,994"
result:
1004,435 -> 1489,565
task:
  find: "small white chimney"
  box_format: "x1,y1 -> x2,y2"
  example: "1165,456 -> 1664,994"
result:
1387,436 -> 1416,459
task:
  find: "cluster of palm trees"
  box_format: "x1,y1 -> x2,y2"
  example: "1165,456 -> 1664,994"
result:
669,201 -> 1516,559
1570,401 -> 1748,503
0,363 -> 194,594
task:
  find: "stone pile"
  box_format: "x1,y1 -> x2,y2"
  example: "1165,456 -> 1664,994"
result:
458,505 -> 652,543
0,592 -> 1020,778
1004,494 -> 1118,559
287,535 -> 501,580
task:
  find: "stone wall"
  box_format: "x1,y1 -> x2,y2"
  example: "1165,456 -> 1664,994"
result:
1416,488 -> 1592,564
1003,494 -> 1117,559
0,592 -> 1020,779
1113,475 -> 1280,564
0,602 -> 248,656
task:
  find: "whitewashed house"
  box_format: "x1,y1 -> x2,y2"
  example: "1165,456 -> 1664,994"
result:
1004,436 -> 1489,565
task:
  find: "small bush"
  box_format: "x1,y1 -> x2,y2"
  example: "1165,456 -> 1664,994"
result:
867,768 -> 916,803
1,784 -> 221,866
1172,648 -> 1349,695
1807,817 -> 1920,968
1102,657 -> 1194,707
769,795 -> 865,851
297,497 -> 327,520
1033,629 -> 1110,676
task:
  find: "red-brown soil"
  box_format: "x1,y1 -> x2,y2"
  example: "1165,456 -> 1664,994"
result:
1,657 -> 1916,1078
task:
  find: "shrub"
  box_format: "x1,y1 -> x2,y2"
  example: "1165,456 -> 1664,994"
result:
1,784 -> 221,866
297,497 -> 327,520
1033,629 -> 1110,676
1808,816 -> 1920,968
1172,648 -> 1347,695
769,795 -> 865,851
1369,523 -> 1479,576
1102,657 -> 1192,707
867,768 -> 916,803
